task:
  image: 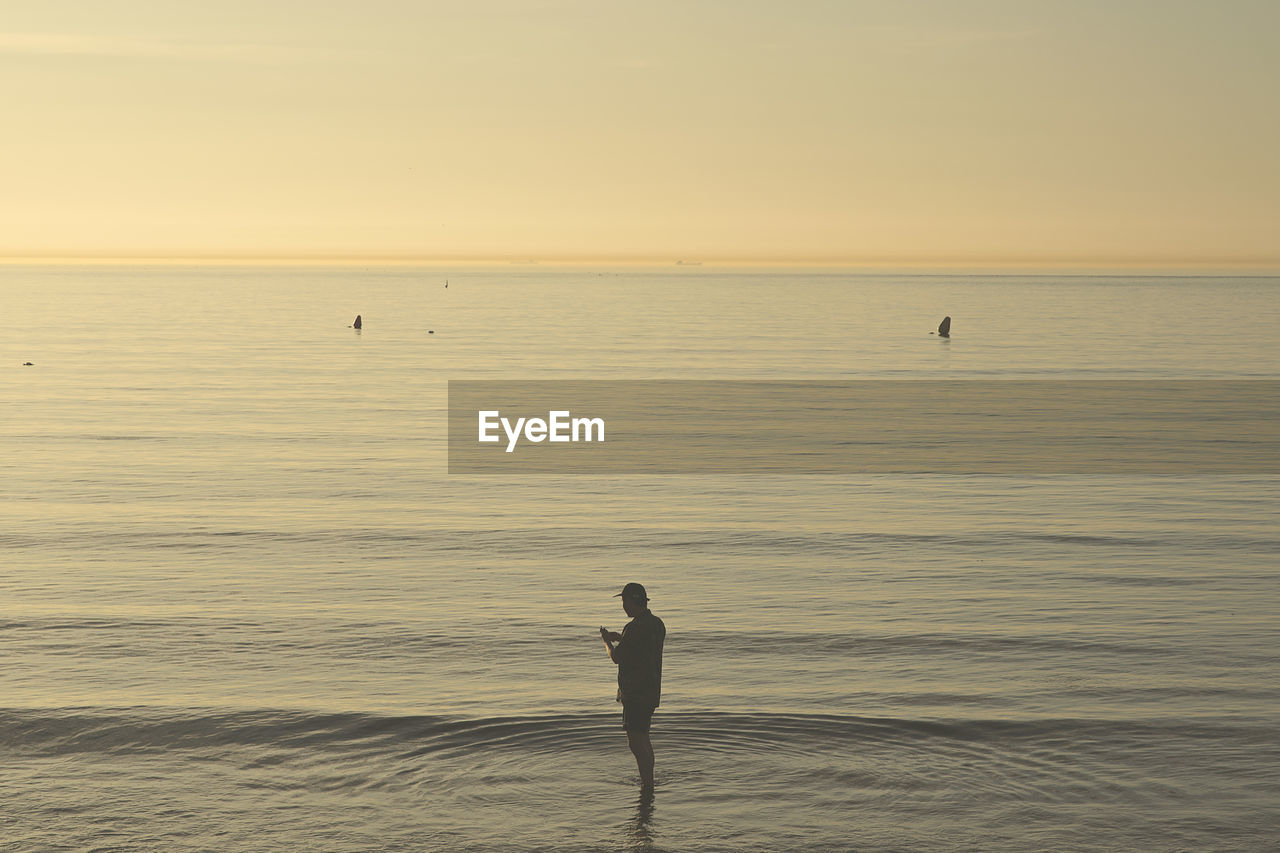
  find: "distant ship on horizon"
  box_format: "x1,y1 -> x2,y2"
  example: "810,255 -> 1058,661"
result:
675,260 -> 703,266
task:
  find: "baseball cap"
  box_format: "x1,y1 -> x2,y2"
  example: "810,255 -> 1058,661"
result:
613,582 -> 649,602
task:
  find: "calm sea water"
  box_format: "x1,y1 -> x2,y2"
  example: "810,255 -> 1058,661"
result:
2,265 -> 1278,852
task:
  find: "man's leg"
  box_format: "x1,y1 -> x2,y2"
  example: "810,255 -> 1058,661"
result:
626,730 -> 655,786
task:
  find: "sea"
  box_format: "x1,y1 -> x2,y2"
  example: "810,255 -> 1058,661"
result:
2,264 -> 1278,852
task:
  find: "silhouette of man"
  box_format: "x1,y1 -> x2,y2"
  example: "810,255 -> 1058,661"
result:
600,582 -> 665,787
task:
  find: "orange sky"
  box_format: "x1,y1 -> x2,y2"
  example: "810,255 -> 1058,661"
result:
1,1 -> 1277,265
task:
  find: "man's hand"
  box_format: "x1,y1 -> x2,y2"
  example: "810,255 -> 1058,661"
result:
600,627 -> 622,643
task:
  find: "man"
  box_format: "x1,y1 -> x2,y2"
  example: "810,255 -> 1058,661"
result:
600,582 -> 666,787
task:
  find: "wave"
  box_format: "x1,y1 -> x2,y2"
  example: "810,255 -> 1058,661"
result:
6,433 -> 172,441
5,617 -> 1275,670
6,525 -> 1279,557
680,629 -> 1198,658
4,707 -> 1272,761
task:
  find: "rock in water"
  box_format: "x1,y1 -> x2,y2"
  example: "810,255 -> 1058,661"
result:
938,316 -> 951,337
353,315 -> 362,329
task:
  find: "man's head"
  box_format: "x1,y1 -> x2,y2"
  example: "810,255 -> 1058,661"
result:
614,582 -> 649,616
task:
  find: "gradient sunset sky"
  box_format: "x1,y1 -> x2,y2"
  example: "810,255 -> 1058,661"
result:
2,0 -> 1276,264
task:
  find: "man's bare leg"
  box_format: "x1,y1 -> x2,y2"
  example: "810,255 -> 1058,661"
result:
626,730 -> 655,786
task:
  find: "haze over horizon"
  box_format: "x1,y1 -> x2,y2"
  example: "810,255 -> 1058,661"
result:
2,0 -> 1277,266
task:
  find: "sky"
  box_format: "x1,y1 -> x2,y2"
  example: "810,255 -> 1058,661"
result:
0,0 -> 1277,265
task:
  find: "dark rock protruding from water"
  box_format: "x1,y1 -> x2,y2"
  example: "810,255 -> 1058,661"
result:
353,315 -> 362,329
938,316 -> 951,337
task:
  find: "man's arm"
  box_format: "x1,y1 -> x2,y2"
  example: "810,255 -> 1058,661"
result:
605,621 -> 653,664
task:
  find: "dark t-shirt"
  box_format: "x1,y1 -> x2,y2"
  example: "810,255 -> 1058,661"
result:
611,610 -> 666,707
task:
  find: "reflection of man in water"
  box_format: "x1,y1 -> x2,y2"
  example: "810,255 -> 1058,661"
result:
600,582 -> 666,787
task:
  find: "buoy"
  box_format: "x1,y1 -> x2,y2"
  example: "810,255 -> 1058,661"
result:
353,314 -> 362,329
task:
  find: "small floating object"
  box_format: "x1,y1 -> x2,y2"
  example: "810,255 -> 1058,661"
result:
937,316 -> 951,338
22,362 -> 33,366
352,314 -> 362,329
428,330 -> 434,334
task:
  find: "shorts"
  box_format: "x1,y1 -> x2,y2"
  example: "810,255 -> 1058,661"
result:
621,703 -> 656,733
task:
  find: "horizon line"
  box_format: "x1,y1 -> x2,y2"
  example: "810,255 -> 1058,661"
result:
1,252 -> 1278,272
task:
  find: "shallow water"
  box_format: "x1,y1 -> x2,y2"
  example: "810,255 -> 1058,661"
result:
2,265 -> 1278,851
